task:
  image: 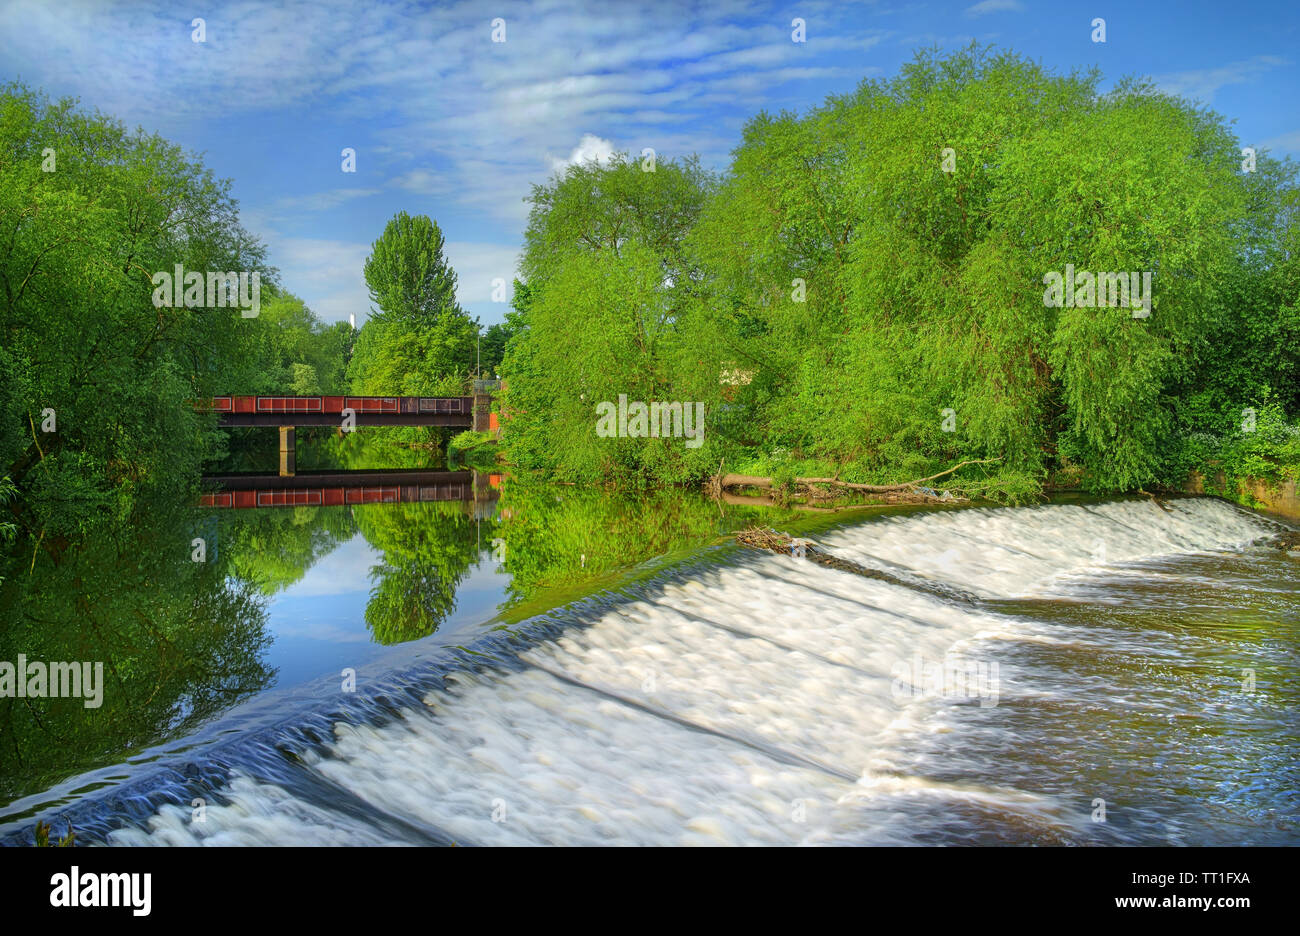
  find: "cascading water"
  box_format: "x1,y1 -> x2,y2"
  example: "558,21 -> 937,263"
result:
2,496 -> 1295,846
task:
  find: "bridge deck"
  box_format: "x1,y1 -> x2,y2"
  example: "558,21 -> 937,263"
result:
199,469 -> 500,508
217,413 -> 473,427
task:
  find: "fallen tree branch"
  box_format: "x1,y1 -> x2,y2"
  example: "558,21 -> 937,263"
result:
718,458 -> 1002,495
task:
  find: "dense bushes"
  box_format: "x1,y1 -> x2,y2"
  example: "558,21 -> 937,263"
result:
499,46 -> 1299,499
0,84 -> 277,538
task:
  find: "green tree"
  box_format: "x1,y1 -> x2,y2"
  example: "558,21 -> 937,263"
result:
363,211 -> 460,328
227,290 -> 351,395
500,154 -> 722,483
0,84 -> 271,538
348,212 -> 477,397
683,46 -> 1294,495
479,321 -> 515,375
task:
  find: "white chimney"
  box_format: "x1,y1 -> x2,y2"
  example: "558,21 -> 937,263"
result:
349,313 -> 356,330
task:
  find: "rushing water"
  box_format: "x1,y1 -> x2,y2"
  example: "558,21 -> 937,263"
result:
1,491 -> 1294,846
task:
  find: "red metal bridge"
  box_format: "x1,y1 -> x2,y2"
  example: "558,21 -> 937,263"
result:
200,393 -> 498,477
199,469 -> 502,509
207,395 -> 480,427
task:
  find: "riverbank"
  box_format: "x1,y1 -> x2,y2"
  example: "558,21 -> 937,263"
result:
1185,472 -> 1300,522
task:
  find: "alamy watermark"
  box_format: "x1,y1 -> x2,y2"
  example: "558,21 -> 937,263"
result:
595,395 -> 705,448
1042,265 -> 1151,318
50,867 -> 150,916
151,264 -> 261,317
0,655 -> 104,708
891,654 -> 999,707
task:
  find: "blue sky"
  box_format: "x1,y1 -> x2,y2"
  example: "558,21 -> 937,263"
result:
2,0 -> 1296,328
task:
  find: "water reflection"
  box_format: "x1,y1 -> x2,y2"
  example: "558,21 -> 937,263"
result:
0,500 -> 275,806
2,487 -> 1293,844
0,440 -> 804,807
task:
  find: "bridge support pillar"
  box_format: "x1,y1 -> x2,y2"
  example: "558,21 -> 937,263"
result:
472,393 -> 492,433
279,426 -> 295,477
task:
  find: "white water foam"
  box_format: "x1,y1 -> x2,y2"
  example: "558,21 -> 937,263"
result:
815,497 -> 1271,598
107,497 -> 1277,846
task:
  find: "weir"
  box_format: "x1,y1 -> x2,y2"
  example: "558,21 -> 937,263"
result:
3,496 -> 1294,847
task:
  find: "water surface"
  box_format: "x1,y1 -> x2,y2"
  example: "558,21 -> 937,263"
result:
2,488 -> 1294,845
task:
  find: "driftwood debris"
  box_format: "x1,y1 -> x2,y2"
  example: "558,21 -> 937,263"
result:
1268,529 -> 1300,553
713,458 -> 1002,504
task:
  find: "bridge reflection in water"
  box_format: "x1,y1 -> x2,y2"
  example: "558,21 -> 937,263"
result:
199,469 -> 502,510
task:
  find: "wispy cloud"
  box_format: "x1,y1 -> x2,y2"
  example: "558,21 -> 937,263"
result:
0,0 -> 886,226
965,0 -> 1024,16
444,242 -> 521,313
390,169 -> 457,196
268,237 -> 372,323
0,0 -> 900,325
1257,128 -> 1300,156
274,188 -> 382,212
1154,55 -> 1290,104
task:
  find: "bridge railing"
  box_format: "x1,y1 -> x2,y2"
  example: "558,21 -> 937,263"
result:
195,396 -> 475,416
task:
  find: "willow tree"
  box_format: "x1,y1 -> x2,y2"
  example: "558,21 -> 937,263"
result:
500,153 -> 724,483
689,45 -> 1286,494
0,84 -> 270,539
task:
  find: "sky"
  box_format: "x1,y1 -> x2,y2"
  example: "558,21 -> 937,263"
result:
1,0 -> 1296,328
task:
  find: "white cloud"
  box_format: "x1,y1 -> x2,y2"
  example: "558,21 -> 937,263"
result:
268,237 -> 373,324
444,242 -> 521,313
964,0 -> 1024,15
1257,129 -> 1300,155
273,188 -> 382,212
390,169 -> 456,196
1154,56 -> 1290,104
549,134 -> 617,174
0,0 -> 883,233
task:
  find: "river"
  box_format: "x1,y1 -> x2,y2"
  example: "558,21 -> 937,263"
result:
0,446 -> 1296,845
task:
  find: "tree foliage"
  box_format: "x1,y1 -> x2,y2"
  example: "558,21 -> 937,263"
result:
229,289 -> 353,396
0,503 -> 274,804
348,211 -> 478,397
0,84 -> 271,537
501,154 -> 723,483
501,47 -> 1300,495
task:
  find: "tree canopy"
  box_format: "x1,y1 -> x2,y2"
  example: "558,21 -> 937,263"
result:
348,211 -> 477,397
0,83 -> 271,538
499,46 -> 1300,497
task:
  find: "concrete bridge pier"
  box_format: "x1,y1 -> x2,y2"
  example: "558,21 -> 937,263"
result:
471,379 -> 499,434
279,426 -> 295,477
472,392 -> 491,433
